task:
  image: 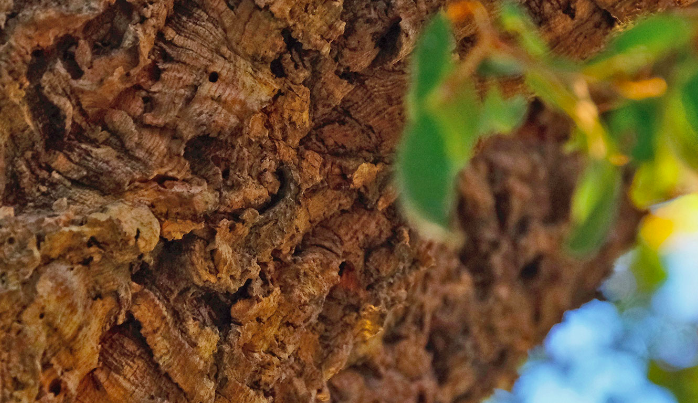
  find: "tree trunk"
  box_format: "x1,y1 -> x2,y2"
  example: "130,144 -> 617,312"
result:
0,0 -> 691,402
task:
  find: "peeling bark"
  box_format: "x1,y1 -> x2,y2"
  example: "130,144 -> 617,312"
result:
0,1 -> 692,403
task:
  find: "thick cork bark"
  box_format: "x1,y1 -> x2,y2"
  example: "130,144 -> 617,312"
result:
0,0 -> 691,402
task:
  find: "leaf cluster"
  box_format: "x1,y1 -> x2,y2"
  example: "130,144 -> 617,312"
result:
397,2 -> 698,260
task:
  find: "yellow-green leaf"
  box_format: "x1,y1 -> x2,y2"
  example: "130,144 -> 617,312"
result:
649,362 -> 698,403
567,159 -> 622,256
630,146 -> 681,209
682,69 -> 698,130
666,90 -> 698,172
584,15 -> 694,79
631,242 -> 667,294
430,80 -> 481,165
525,70 -> 578,115
479,87 -> 528,136
498,1 -> 549,58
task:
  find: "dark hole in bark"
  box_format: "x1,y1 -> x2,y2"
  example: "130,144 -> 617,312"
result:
494,350 -> 508,366
25,43 -> 69,150
258,166 -> 295,215
83,0 -> 135,56
87,236 -> 102,248
600,9 -> 617,28
520,255 -> 543,280
131,260 -> 151,285
270,57 -> 286,78
338,70 -> 358,84
0,11 -> 18,40
154,35 -> 175,63
354,362 -> 383,380
56,35 -> 84,79
230,278 -> 253,302
27,49 -> 48,83
142,95 -> 153,113
515,217 -> 530,236
371,19 -> 402,66
382,329 -> 406,344
152,174 -> 178,186
28,89 -> 66,149
6,236 -> 15,245
48,379 -> 61,396
151,63 -> 162,81
281,28 -> 302,53
208,71 -> 219,82
494,193 -> 509,228
11,377 -> 25,391
338,262 -> 350,276
201,291 -> 233,330
183,136 -> 227,180
457,34 -> 478,55
562,1 -> 576,19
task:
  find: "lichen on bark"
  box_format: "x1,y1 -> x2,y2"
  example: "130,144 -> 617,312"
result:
0,0 -> 691,402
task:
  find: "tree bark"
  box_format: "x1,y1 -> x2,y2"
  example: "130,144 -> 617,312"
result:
0,0 -> 691,402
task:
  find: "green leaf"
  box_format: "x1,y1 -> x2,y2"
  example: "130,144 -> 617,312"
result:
608,15 -> 692,57
585,14 -> 694,79
525,70 -> 578,115
479,87 -> 528,135
606,99 -> 659,163
630,146 -> 681,209
498,1 -> 549,57
649,362 -> 698,403
398,12 -> 459,232
666,85 -> 698,171
567,159 -> 622,256
477,55 -> 525,77
430,80 -> 481,165
631,242 -> 667,294
528,70 -> 611,158
396,113 -> 455,229
680,69 -> 698,135
410,12 -> 454,110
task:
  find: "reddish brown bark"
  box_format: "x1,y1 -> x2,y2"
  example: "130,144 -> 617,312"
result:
0,1 -> 691,402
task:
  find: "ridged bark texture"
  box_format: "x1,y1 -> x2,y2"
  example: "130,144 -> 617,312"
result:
0,0 -> 691,402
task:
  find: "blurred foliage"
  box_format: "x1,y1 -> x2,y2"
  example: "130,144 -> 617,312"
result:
398,10 -> 527,236
397,0 -> 698,250
650,362 -> 698,402
567,159 -> 622,256
631,242 -> 666,295
397,2 -> 698,401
